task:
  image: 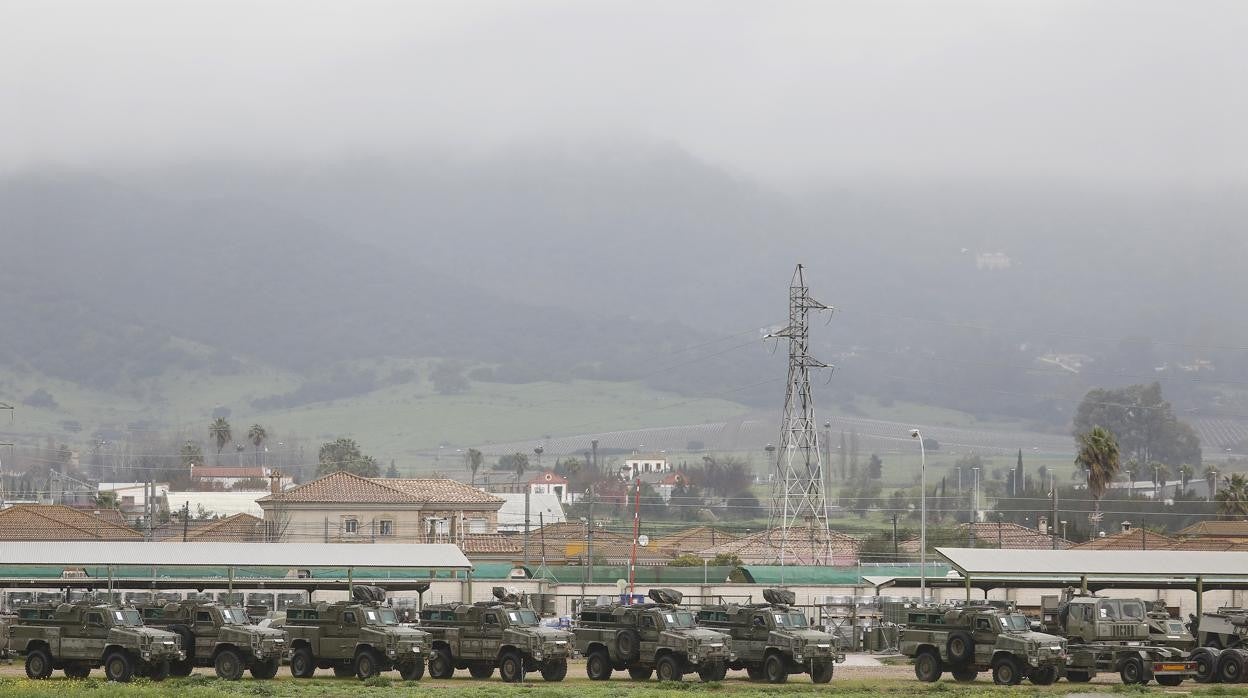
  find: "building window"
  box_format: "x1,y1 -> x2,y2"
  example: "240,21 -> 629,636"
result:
379,519 -> 394,536
468,518 -> 488,534
344,518 -> 358,534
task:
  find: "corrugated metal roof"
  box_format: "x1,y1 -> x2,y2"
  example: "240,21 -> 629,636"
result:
0,542 -> 472,570
939,546 -> 1248,577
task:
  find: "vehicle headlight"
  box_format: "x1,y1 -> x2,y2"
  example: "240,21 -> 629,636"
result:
689,653 -> 698,663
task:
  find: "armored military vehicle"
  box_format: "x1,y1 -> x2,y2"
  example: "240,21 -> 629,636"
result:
1186,608 -> 1248,683
1147,600 -> 1195,651
8,601 -> 184,682
1040,591 -> 1195,685
1195,607 -> 1248,649
283,586 -> 428,680
900,605 -> 1067,685
574,588 -> 733,682
419,587 -> 573,682
696,588 -> 843,683
139,600 -> 287,680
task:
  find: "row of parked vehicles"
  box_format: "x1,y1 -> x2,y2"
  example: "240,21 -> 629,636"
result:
3,585 -> 845,684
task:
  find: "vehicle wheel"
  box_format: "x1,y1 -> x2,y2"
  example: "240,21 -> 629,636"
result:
64,664 -> 91,679
290,646 -> 317,679
469,663 -> 495,679
25,648 -> 54,680
499,650 -> 526,683
251,658 -> 280,679
1029,666 -> 1058,685
629,666 -> 654,680
991,656 -> 1020,685
104,650 -> 135,683
1066,670 -> 1093,683
951,666 -> 977,682
946,631 -> 974,664
214,648 -> 245,681
1219,649 -> 1246,683
698,662 -> 726,682
541,658 -> 568,682
811,660 -> 834,684
170,659 -> 194,677
586,650 -> 612,681
429,647 -> 455,679
355,649 -> 382,680
399,660 -> 425,681
746,665 -> 765,681
656,654 -> 683,682
148,660 -> 171,682
764,653 -> 788,684
617,629 -> 641,659
1193,647 -> 1222,683
914,650 -> 942,682
1120,655 -> 1146,685
1156,675 -> 1183,686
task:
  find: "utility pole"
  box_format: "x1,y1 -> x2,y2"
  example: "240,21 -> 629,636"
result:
1050,472 -> 1059,550
523,485 -> 531,569
891,514 -> 899,559
182,501 -> 190,542
629,476 -> 641,595
586,483 -> 595,586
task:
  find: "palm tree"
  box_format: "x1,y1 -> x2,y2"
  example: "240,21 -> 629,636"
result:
466,448 -> 483,485
512,452 -> 529,484
1216,474 -> 1248,518
209,418 -> 232,465
248,424 -> 268,467
1075,426 -> 1121,530
1178,464 -> 1195,491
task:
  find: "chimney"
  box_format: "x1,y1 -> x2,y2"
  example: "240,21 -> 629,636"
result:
1121,520 -> 1132,533
269,470 -> 283,495
1038,515 -> 1048,534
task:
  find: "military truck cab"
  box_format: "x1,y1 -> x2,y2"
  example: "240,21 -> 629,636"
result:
419,587 -> 572,682
696,588 -> 843,683
573,588 -> 733,683
900,606 -> 1067,685
283,585 -> 428,681
139,600 -> 288,680
8,601 -> 184,682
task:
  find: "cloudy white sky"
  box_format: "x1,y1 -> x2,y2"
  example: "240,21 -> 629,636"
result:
3,0 -> 1244,186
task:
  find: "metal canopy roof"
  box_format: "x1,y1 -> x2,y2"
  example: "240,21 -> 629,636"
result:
0,542 -> 472,570
859,574 -> 1248,593
938,547 -> 1248,578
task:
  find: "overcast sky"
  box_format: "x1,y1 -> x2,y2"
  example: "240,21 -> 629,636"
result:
3,0 -> 1245,187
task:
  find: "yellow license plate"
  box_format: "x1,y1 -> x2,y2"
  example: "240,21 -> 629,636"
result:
1158,664 -> 1186,672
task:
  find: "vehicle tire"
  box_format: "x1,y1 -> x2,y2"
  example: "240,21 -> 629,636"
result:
656,654 -> 683,682
214,648 -> 245,681
617,629 -> 641,660
1156,675 -> 1183,686
698,662 -> 726,682
764,653 -> 788,684
1219,648 -> 1246,684
1066,670 -> 1093,683
946,631 -> 974,664
399,660 -> 425,681
290,646 -> 317,679
541,658 -> 568,682
251,658 -> 280,679
746,665 -> 766,681
149,660 -> 171,682
991,656 -> 1020,685
1029,666 -> 1058,685
914,650 -> 942,683
951,666 -> 977,682
1120,655 -> 1147,685
355,649 -> 382,680
64,664 -> 91,679
629,666 -> 654,681
25,648 -> 54,680
429,647 -> 455,679
104,650 -> 135,683
712,663 -> 729,681
586,650 -> 612,681
1193,647 -> 1222,683
811,660 -> 834,684
499,650 -> 526,683
469,663 -> 495,679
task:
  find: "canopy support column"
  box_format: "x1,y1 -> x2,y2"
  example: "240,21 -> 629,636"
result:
1197,576 -> 1204,619
228,566 -> 234,599
348,567 -> 354,597
107,565 -> 113,601
1080,575 -> 1087,594
965,573 -> 972,602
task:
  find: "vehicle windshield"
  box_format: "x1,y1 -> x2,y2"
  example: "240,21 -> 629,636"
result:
788,612 -> 809,628
662,611 -> 696,628
221,608 -> 250,624
1120,601 -> 1145,620
364,609 -> 399,626
506,609 -> 539,626
1000,614 -> 1030,631
1167,622 -> 1186,633
112,609 -> 143,626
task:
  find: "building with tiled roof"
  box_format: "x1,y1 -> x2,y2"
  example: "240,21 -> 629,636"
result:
696,525 -> 860,566
0,504 -> 143,541
654,525 -> 739,553
155,513 -> 267,542
899,522 -> 1072,554
524,521 -> 675,565
1176,519 -> 1248,540
527,470 -> 573,504
257,471 -> 505,544
1071,522 -> 1177,551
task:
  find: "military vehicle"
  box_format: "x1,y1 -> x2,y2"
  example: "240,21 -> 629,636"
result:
1195,607 -> 1248,649
7,601 -> 184,682
695,588 -> 843,683
899,605 -> 1068,685
283,586 -> 429,680
418,587 -> 573,682
573,588 -> 733,682
139,600 -> 288,680
1039,591 -> 1195,685
1147,601 -> 1195,651
1184,608 -> 1248,684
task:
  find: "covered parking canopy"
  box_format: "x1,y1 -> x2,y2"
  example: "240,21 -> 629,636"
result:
937,547 -> 1248,615
0,541 -> 473,594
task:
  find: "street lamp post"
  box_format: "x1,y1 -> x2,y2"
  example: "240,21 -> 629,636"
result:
910,429 -> 927,603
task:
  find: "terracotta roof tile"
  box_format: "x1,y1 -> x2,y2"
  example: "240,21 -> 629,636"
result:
377,479 -> 505,505
1072,529 -> 1176,550
1176,520 -> 1248,538
259,471 -> 503,507
654,526 -> 740,552
0,504 -> 143,541
460,533 -> 524,555
697,526 -> 860,564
